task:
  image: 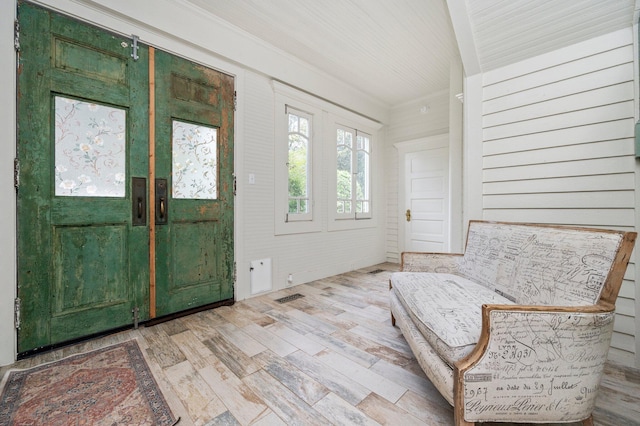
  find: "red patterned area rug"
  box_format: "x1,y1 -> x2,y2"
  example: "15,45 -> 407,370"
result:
0,340 -> 178,425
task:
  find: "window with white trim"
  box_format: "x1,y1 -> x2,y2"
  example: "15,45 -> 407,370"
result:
274,87 -> 322,235
336,125 -> 372,219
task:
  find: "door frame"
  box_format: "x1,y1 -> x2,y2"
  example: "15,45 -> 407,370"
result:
395,133 -> 462,256
1,0 -> 17,367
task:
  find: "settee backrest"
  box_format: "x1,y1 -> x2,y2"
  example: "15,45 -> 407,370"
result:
457,221 -> 634,306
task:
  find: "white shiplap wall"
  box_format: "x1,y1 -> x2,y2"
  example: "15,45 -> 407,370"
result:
480,28 -> 637,363
385,92 -> 450,263
237,71 -> 387,300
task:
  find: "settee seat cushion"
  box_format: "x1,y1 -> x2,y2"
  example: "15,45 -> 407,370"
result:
391,272 -> 514,366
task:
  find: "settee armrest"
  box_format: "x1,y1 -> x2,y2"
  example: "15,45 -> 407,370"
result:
454,303 -> 616,425
401,252 -> 463,273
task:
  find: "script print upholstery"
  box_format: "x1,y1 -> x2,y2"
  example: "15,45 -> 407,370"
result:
458,224 -> 623,306
392,272 -> 513,366
463,309 -> 615,423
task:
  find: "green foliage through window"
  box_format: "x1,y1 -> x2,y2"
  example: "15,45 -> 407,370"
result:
288,110 -> 310,215
336,127 -> 370,215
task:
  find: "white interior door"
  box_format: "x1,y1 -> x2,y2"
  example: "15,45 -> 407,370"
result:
404,147 -> 449,252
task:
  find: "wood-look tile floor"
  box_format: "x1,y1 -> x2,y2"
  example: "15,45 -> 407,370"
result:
3,263 -> 640,425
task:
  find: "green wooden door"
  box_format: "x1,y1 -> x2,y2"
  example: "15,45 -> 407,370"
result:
17,2 -> 150,352
154,50 -> 235,316
16,2 -> 234,353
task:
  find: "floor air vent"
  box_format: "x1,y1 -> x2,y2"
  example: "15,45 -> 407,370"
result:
275,293 -> 305,304
368,269 -> 385,274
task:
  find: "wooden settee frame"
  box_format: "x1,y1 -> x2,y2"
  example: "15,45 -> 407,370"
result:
391,221 -> 637,426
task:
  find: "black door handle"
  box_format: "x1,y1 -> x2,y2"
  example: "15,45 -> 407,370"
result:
155,179 -> 168,225
132,177 -> 146,226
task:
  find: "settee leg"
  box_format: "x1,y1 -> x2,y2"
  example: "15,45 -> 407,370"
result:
453,405 -> 474,425
581,415 -> 594,426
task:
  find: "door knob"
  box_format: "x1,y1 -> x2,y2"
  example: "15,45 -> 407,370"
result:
405,209 -> 411,222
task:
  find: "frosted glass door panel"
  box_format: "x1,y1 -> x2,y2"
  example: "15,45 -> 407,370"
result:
54,96 -> 126,197
172,120 -> 218,200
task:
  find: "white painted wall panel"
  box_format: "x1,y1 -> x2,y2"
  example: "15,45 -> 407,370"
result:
484,119 -> 634,155
483,63 -> 634,115
616,298 -> 635,317
237,72 -> 387,300
484,139 -> 634,168
484,173 -> 636,195
483,45 -> 633,100
484,192 -> 634,209
484,82 -> 634,128
619,279 -> 635,300
484,101 -> 634,141
484,209 -> 635,227
611,332 -> 636,353
386,144 -> 400,263
483,157 -> 635,182
616,314 -> 635,336
480,28 -> 637,365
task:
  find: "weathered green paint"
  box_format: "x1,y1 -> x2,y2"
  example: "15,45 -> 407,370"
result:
17,2 -> 234,353
17,2 -> 234,352
17,2 -> 149,352
154,50 -> 235,316
52,225 -> 129,315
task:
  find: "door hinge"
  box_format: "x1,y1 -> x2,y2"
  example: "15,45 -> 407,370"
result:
130,34 -> 140,61
14,20 -> 20,52
233,174 -> 237,196
14,158 -> 19,190
233,262 -> 237,282
14,298 -> 21,330
233,91 -> 237,111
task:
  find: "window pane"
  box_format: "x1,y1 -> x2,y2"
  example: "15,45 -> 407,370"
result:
172,120 -> 218,200
288,199 -> 297,214
337,128 -> 353,213
54,96 -> 126,197
299,117 -> 309,137
356,201 -> 371,214
356,134 -> 370,213
288,114 -> 299,133
288,112 -> 310,214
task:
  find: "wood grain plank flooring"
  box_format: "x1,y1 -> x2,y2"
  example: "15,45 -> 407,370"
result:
3,263 -> 640,425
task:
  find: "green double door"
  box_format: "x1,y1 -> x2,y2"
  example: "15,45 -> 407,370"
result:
17,2 -> 234,353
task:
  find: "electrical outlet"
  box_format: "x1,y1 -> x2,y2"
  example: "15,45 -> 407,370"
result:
287,273 -> 293,284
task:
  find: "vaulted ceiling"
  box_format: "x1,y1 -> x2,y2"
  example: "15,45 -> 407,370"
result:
184,0 -> 636,107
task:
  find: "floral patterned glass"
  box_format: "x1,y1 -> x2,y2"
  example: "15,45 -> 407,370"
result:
172,120 -> 218,199
54,96 -> 126,197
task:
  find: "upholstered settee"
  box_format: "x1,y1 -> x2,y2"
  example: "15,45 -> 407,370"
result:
389,221 -> 636,425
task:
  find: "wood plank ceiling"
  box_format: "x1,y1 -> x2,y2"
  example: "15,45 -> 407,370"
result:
183,0 -> 636,107
466,0 -> 636,72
